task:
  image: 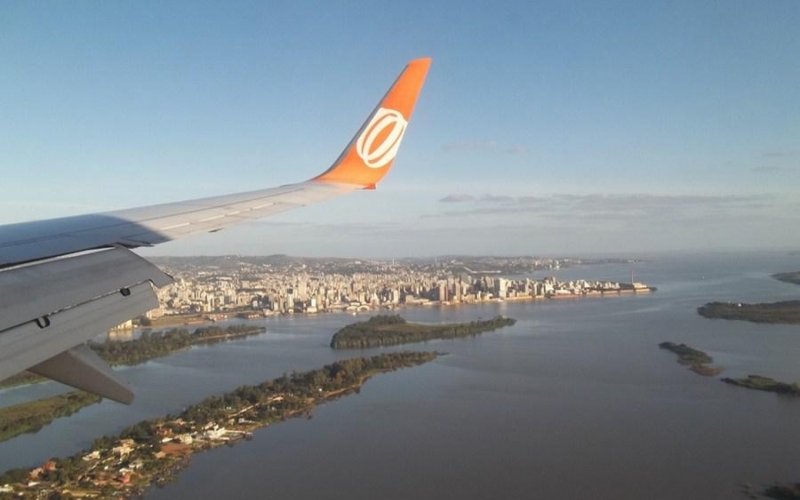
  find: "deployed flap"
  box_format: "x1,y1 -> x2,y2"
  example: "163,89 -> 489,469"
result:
0,247 -> 172,333
30,344 -> 134,404
0,247 -> 173,402
0,281 -> 158,386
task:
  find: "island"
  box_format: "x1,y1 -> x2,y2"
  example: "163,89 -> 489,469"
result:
697,301 -> 800,325
91,324 -> 266,366
0,324 -> 266,390
721,375 -> 800,397
0,351 -> 439,497
658,342 -> 722,376
330,315 -> 516,349
773,271 -> 800,286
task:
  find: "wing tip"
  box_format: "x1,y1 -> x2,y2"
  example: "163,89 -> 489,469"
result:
314,57 -> 431,187
408,56 -> 432,66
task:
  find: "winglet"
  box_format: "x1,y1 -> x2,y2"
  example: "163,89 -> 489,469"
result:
314,57 -> 432,187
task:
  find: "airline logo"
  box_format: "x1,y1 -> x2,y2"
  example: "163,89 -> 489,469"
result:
356,107 -> 408,169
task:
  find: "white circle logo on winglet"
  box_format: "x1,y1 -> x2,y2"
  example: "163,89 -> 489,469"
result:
356,107 -> 408,169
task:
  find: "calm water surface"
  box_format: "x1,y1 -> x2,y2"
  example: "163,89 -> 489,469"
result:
2,252 -> 799,499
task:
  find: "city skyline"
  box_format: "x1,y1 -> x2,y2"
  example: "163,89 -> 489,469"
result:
141,255 -> 650,320
2,1 -> 799,256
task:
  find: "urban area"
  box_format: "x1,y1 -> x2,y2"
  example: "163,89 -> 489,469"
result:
133,255 -> 651,325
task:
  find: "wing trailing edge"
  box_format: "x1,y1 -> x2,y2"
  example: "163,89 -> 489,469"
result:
30,345 -> 134,404
0,247 -> 173,403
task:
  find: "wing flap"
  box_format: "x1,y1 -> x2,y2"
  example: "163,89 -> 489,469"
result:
0,281 -> 158,383
0,247 -> 172,333
30,344 -> 134,404
0,247 -> 173,402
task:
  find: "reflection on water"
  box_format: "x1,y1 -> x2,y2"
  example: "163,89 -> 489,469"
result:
1,252 -> 799,499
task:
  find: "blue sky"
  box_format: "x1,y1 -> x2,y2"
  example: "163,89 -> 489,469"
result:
1,1 -> 798,256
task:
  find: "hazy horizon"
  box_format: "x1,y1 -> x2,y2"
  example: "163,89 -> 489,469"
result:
140,248 -> 799,260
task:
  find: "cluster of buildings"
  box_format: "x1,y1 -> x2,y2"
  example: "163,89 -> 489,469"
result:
3,395 -> 287,497
141,256 -> 650,320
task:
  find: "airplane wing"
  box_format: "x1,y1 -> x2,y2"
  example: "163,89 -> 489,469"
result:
0,57 -> 432,403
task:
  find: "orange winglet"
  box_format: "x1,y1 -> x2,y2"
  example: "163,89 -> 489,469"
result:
313,57 -> 432,187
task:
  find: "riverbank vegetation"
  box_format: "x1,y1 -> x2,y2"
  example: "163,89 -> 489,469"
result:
0,371 -> 43,389
0,352 -> 439,497
697,301 -> 800,325
330,315 -> 516,349
658,342 -> 722,376
91,324 -> 265,366
0,391 -> 101,442
0,325 -> 266,390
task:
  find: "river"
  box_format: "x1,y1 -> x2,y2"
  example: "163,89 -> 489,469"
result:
1,251 -> 799,499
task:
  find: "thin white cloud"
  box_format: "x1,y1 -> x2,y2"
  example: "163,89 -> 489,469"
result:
433,192 -> 789,221
761,150 -> 797,158
442,140 -> 528,156
751,165 -> 795,174
439,194 -> 477,203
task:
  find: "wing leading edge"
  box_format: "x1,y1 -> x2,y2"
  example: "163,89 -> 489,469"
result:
0,58 -> 432,403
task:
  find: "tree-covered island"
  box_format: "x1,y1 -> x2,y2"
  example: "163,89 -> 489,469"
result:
773,271 -> 800,287
658,342 -> 722,376
721,375 -> 800,397
330,315 -> 516,349
697,301 -> 800,325
763,481 -> 800,499
0,324 -> 266,390
91,324 -> 266,366
0,351 -> 439,498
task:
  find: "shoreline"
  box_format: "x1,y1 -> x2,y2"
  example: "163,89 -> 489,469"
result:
658,342 -> 723,377
148,285 -> 656,327
1,326 -> 266,392
0,352 -> 440,498
330,315 -> 516,349
697,300 -> 800,325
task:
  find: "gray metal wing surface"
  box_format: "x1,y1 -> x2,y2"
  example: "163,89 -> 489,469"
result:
0,58 -> 431,403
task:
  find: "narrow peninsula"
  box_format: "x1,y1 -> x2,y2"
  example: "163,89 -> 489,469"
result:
0,352 -> 439,498
658,342 -> 722,376
330,315 -> 516,349
697,301 -> 800,325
